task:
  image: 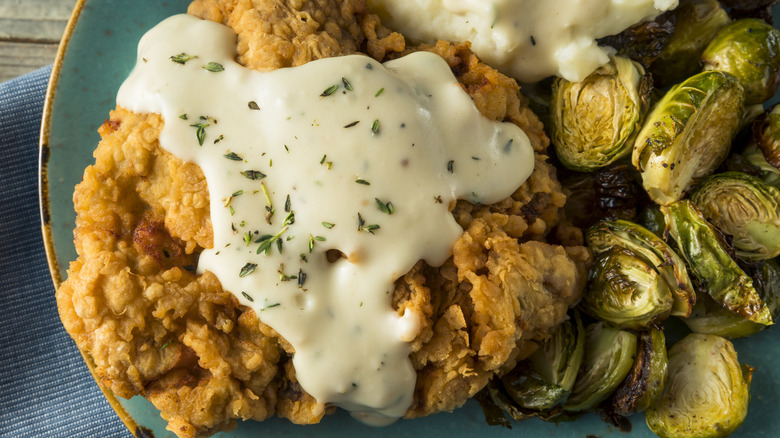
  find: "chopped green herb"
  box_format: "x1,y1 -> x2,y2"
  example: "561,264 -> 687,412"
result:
375,87 -> 384,97
355,178 -> 370,185
322,221 -> 335,229
241,291 -> 255,302
297,269 -> 307,288
244,232 -> 252,246
256,226 -> 289,254
283,211 -> 295,226
447,160 -> 454,173
471,156 -> 480,160
320,84 -> 338,97
203,62 -> 224,72
503,138 -> 514,153
179,113 -> 188,120
241,170 -> 266,180
342,77 -> 353,91
232,190 -> 244,198
229,205 -> 235,216
320,154 -> 327,165
239,262 -> 258,277
261,302 -> 281,310
278,265 -> 297,281
276,238 -> 283,253
248,101 -> 260,110
284,195 -> 291,213
344,120 -> 360,128
371,119 -> 380,134
170,53 -> 196,64
224,152 -> 243,161
363,224 -> 380,234
213,134 -> 224,144
284,144 -> 289,152
190,122 -> 209,146
300,253 -> 308,263
375,198 -> 394,214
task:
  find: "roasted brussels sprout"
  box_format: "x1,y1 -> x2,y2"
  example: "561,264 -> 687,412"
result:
528,311 -> 585,398
551,56 -> 651,172
632,71 -> 745,205
684,293 -> 766,338
691,172 -> 780,260
702,18 -> 780,105
753,104 -> 780,168
582,248 -> 674,329
637,204 -> 666,237
610,328 -> 668,417
645,334 -> 752,438
649,0 -> 731,88
476,312 -> 586,423
563,323 -> 637,412
586,220 -> 696,317
662,200 -> 774,325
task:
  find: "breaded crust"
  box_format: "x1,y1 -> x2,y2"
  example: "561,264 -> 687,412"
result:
56,1 -> 591,436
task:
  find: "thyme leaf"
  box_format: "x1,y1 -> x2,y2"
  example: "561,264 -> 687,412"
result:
170,53 -> 197,64
190,122 -> 209,146
320,84 -> 338,97
248,101 -> 260,110
241,170 -> 266,180
375,198 -> 394,214
239,262 -> 258,277
224,152 -> 243,161
241,291 -> 255,302
342,77 -> 353,91
355,178 -> 370,185
203,62 -> 224,72
344,120 -> 360,128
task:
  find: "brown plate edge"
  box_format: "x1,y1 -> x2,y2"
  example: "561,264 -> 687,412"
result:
37,1 -> 150,437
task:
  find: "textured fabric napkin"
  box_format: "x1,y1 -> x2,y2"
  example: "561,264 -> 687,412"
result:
0,66 -> 127,437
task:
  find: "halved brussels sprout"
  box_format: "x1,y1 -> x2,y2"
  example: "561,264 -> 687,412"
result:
632,71 -> 745,205
684,292 -> 766,338
476,312 -> 586,423
649,0 -> 731,88
610,328 -> 668,417
688,258 -> 780,338
753,104 -> 780,169
582,248 -> 674,329
586,220 -> 696,317
528,311 -> 585,396
691,172 -> 780,260
702,18 -> 780,105
563,322 -> 637,412
662,200 -> 774,325
551,56 -> 651,172
645,334 -> 752,438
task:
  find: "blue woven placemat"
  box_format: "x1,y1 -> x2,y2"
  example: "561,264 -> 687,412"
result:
0,66 -> 128,437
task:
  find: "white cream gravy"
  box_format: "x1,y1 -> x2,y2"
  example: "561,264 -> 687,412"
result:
117,14 -> 534,424
369,0 -> 678,82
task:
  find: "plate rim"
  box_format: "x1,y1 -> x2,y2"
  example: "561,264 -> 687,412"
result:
37,1 -> 147,436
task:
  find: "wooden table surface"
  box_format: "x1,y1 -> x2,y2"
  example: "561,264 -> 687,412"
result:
0,0 -> 77,82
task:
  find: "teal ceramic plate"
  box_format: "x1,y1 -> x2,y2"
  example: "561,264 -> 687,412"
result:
39,1 -> 780,437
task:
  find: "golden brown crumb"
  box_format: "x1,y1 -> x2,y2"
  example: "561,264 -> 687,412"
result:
56,1 -> 590,437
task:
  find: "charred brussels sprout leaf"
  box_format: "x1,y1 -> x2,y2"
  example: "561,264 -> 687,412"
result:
649,0 -> 730,88
598,11 -> 677,69
551,56 -> 651,172
637,204 -> 666,237
753,104 -> 780,169
645,334 -> 752,438
610,328 -> 668,417
662,200 -> 773,325
562,323 -> 637,412
691,172 -> 780,260
702,18 -> 780,105
586,220 -> 696,317
632,71 -> 745,205
582,248 -> 674,329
